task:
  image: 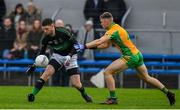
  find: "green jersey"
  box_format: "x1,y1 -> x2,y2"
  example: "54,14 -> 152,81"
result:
39,27 -> 77,56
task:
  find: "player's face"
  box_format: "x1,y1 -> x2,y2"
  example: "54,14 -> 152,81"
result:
42,24 -> 54,35
100,18 -> 111,29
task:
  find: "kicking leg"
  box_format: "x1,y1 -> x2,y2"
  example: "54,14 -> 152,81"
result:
28,64 -> 55,102
68,68 -> 93,103
102,58 -> 128,104
136,64 -> 175,105
28,59 -> 61,102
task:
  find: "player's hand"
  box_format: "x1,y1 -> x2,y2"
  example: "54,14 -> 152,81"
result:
64,55 -> 71,66
26,64 -> 36,76
74,43 -> 86,52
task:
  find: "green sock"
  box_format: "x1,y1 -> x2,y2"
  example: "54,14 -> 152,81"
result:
110,91 -> 116,98
32,88 -> 40,95
77,87 -> 87,96
161,87 -> 169,94
32,78 -> 45,96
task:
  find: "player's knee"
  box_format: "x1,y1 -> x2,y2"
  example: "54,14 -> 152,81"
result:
72,80 -> 81,88
104,71 -> 113,79
142,75 -> 151,83
104,69 -> 113,75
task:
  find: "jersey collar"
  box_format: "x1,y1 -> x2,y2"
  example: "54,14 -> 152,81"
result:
106,22 -> 116,30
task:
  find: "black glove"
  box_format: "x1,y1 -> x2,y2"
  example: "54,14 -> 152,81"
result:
26,64 -> 36,76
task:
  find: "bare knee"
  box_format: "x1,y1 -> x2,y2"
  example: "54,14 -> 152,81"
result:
104,68 -> 115,76
72,80 -> 81,88
104,71 -> 112,79
141,75 -> 152,83
70,75 -> 82,88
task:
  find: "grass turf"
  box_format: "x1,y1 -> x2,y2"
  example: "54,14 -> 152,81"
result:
0,86 -> 179,109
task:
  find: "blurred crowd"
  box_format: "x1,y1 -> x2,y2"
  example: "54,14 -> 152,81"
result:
0,0 -> 127,60
0,0 -> 126,86
0,1 -> 42,59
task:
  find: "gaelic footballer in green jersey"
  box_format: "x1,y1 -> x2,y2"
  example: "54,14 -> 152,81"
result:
27,18 -> 92,103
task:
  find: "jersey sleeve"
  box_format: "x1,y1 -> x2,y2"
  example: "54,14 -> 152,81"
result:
56,27 -> 78,57
64,30 -> 78,56
64,32 -> 78,56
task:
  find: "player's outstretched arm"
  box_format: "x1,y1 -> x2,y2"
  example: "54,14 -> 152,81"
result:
97,41 -> 111,49
85,35 -> 110,49
73,35 -> 110,52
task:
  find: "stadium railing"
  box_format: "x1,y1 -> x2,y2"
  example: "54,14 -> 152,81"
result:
0,53 -> 180,88
94,52 -> 180,89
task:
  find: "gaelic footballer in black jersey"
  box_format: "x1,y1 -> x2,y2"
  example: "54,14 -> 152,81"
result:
40,27 -> 79,75
27,18 -> 92,103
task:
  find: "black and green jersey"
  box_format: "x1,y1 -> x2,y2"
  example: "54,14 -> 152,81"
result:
39,27 -> 77,56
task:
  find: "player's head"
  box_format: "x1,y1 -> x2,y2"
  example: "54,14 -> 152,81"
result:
100,12 -> 113,29
42,18 -> 55,35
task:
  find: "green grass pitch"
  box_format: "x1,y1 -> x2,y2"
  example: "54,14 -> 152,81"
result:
0,86 -> 179,109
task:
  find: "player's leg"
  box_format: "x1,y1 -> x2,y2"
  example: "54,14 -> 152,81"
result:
136,64 -> 165,89
101,58 -> 128,104
66,54 -> 92,102
28,59 -> 62,102
135,64 -> 175,105
68,69 -> 92,102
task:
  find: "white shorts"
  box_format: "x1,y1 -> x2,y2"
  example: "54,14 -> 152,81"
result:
50,53 -> 78,70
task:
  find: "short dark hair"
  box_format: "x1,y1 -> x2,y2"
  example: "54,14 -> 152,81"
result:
42,18 -> 53,26
100,12 -> 113,19
3,16 -> 12,21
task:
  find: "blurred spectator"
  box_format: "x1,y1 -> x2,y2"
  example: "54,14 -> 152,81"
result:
0,0 -> 6,26
11,19 -> 28,59
9,3 -> 27,27
55,19 -> 77,36
77,20 -> 94,60
27,19 -> 43,58
103,0 -> 127,25
0,16 -> 16,59
53,19 -> 69,87
26,2 -> 41,29
83,0 -> 105,29
65,24 -> 77,36
55,19 -> 64,27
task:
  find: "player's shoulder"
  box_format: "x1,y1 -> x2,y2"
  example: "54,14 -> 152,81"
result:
56,27 -> 73,38
56,27 -> 70,34
105,29 -> 116,37
106,24 -> 121,34
104,24 -> 120,38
